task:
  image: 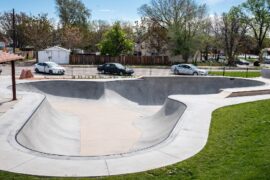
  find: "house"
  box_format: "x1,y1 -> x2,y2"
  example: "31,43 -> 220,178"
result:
38,46 -> 71,64
0,36 -> 11,52
20,46 -> 35,59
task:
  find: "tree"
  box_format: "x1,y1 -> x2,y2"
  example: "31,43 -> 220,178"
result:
240,0 -> 270,56
19,14 -> 54,50
55,0 -> 90,27
134,18 -> 168,56
98,22 -> 134,56
0,11 -> 29,48
195,18 -> 216,62
217,7 -> 248,65
87,20 -> 111,52
60,25 -> 83,49
238,35 -> 257,58
0,12 -> 53,50
139,0 -> 207,61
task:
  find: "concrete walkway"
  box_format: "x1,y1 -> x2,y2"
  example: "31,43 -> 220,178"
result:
0,76 -> 270,177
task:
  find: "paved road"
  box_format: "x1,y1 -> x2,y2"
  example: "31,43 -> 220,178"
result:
0,64 -> 264,78
0,64 -> 173,77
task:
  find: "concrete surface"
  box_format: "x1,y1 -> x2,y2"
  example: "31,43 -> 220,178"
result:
15,77 -> 264,157
0,96 -> 17,117
0,75 -> 270,177
262,68 -> 270,79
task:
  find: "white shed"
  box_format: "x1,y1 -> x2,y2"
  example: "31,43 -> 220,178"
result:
38,46 -> 70,64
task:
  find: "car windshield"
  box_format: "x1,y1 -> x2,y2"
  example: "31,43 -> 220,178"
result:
46,62 -> 59,68
188,64 -> 198,69
115,63 -> 125,69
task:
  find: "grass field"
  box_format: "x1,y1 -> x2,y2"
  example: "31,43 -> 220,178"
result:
1,100 -> 270,179
209,71 -> 261,78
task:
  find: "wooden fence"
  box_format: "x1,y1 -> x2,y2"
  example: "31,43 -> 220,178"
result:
69,54 -> 171,65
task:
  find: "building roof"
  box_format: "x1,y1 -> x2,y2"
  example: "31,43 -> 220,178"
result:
44,46 -> 71,52
0,51 -> 24,63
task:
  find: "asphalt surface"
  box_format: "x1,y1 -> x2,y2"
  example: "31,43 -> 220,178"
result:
0,63 -> 265,79
0,64 -> 173,77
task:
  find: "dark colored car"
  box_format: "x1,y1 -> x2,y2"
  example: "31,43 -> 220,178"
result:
97,63 -> 134,76
254,61 -> 260,66
235,59 -> 250,66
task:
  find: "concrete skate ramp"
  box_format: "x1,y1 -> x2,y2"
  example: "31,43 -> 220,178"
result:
16,98 -> 81,156
16,77 -> 265,157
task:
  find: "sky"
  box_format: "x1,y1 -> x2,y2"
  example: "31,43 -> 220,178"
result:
0,0 -> 246,23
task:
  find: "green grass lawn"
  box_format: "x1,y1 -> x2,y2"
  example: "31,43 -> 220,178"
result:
1,100 -> 270,179
209,71 -> 261,78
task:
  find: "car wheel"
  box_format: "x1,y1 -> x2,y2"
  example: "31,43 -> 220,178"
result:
174,69 -> 178,75
193,72 -> 199,76
101,70 -> 105,74
119,72 -> 123,76
35,68 -> 39,73
49,70 -> 53,75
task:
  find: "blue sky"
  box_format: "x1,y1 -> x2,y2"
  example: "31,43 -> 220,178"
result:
0,0 -> 246,23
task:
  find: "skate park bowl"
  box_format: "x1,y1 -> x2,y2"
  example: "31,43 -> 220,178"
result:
16,77 -> 265,158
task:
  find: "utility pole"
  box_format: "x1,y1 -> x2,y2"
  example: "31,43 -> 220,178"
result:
11,8 -> 17,100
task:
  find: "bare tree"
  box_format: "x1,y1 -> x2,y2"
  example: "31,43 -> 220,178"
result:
60,25 -> 83,49
0,11 -> 29,48
20,14 -> 54,50
217,7 -> 248,65
139,0 -> 208,61
134,18 -> 168,56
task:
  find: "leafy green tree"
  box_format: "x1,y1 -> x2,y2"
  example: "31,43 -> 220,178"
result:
55,0 -> 90,27
98,22 -> 134,56
240,0 -> 270,55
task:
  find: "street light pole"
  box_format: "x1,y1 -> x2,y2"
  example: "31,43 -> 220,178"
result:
11,8 -> 17,101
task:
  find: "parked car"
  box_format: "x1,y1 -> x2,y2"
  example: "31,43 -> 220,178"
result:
254,61 -> 260,66
35,62 -> 65,75
264,56 -> 270,64
97,63 -> 134,76
235,59 -> 250,66
171,64 -> 208,76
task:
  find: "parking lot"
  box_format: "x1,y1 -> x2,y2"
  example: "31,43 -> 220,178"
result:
0,64 -> 173,78
0,63 -> 266,79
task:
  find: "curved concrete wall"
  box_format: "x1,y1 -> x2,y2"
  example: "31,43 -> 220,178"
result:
16,77 -> 265,157
17,77 -> 265,105
132,98 -> 186,151
16,98 -> 80,156
107,77 -> 265,105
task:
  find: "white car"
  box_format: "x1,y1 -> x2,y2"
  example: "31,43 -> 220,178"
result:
35,62 -> 65,75
171,64 -> 208,76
